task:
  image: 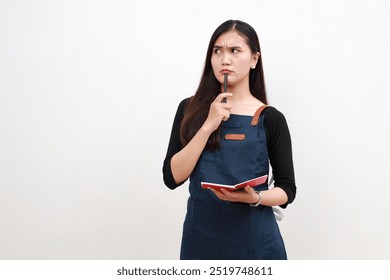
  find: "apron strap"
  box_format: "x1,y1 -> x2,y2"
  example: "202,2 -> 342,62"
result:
251,105 -> 268,126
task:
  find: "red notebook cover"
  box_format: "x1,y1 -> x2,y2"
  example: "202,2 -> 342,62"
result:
201,175 -> 268,191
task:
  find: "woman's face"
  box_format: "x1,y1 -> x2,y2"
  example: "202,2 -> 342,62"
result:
211,30 -> 259,89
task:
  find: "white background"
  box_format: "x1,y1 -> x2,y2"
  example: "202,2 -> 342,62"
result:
1,0 -> 389,259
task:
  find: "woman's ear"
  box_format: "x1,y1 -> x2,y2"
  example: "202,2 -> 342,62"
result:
251,52 -> 260,69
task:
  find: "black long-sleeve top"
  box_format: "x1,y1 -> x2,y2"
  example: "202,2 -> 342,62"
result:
163,98 -> 296,208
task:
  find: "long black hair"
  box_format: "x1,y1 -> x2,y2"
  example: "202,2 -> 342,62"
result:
180,20 -> 267,150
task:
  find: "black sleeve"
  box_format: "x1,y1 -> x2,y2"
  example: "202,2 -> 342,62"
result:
162,98 -> 190,190
263,107 -> 297,208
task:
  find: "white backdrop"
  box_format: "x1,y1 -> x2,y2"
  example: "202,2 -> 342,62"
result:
1,0 -> 389,259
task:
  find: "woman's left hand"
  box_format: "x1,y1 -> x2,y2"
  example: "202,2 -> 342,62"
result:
208,186 -> 259,204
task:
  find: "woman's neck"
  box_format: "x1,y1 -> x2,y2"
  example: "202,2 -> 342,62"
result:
222,80 -> 251,100
225,87 -> 263,116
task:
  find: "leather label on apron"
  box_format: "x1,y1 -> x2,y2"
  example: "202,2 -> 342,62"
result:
224,134 -> 246,140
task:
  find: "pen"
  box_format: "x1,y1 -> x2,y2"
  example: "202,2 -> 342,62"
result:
222,73 -> 228,103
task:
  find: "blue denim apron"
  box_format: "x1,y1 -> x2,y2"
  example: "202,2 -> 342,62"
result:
180,106 -> 287,260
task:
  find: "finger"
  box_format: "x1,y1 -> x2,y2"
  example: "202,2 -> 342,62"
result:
243,186 -> 255,195
221,110 -> 231,121
221,103 -> 232,110
207,187 -> 217,194
219,188 -> 231,195
222,114 -> 230,122
215,93 -> 233,103
210,189 -> 227,201
208,187 -> 225,196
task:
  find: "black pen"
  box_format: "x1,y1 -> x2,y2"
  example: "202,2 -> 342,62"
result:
222,73 -> 228,103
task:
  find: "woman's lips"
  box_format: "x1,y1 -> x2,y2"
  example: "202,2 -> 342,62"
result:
220,69 -> 232,74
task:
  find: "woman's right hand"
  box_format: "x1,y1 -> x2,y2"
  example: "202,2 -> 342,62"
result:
170,92 -> 232,184
201,92 -> 233,133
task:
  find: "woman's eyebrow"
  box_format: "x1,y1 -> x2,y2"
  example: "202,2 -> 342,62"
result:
213,45 -> 243,49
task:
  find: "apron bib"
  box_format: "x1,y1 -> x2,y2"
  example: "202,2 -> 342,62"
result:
180,106 -> 287,260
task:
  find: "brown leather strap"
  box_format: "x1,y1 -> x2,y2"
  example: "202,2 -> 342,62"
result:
251,105 -> 268,126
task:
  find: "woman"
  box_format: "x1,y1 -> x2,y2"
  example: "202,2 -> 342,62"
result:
163,20 -> 296,260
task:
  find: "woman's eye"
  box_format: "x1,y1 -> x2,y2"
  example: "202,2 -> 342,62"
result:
213,49 -> 220,54
232,48 -> 239,53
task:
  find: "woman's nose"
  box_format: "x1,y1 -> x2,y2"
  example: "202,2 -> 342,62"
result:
222,52 -> 231,65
